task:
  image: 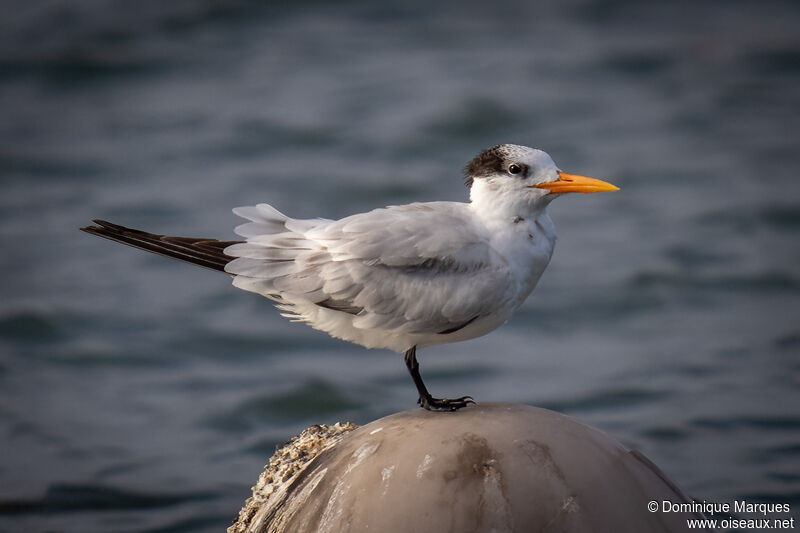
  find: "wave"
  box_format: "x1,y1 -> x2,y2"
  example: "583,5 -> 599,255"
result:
0,483 -> 213,515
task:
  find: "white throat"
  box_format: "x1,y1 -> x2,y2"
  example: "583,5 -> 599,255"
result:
468,179 -> 553,227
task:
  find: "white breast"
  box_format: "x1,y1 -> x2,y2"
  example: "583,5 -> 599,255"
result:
412,212 -> 557,349
489,213 -> 556,307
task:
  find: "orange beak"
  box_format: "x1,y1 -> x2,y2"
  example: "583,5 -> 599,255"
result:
531,171 -> 619,194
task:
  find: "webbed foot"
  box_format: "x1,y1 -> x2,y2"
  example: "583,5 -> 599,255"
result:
417,394 -> 476,412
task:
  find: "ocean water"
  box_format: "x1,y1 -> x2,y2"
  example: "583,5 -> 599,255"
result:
1,0 -> 798,531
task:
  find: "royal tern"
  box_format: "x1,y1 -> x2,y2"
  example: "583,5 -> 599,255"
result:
82,144 -> 618,411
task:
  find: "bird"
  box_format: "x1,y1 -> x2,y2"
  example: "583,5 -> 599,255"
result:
81,144 -> 618,411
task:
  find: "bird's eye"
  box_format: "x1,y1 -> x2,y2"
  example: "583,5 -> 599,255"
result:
508,164 -> 522,175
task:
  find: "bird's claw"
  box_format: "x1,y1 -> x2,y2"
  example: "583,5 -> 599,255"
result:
418,395 -> 476,412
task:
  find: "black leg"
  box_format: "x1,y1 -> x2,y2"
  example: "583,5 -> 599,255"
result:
403,346 -> 475,411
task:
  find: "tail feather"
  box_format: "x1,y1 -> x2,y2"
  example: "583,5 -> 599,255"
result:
80,219 -> 241,273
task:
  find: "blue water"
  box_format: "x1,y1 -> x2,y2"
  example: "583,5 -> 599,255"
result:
1,1 -> 799,531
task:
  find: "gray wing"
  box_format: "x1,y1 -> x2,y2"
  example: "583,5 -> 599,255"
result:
224,202 -> 513,335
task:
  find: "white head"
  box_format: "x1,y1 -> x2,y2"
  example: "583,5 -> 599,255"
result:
464,144 -> 617,220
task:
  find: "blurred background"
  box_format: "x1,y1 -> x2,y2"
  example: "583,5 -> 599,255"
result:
1,0 -> 798,531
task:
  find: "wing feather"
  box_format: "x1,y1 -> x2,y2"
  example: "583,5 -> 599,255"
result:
225,202 -> 512,338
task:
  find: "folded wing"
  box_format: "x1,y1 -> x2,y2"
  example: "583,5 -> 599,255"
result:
224,202 -> 512,341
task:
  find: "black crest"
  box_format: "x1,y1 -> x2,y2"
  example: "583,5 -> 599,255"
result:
463,145 -> 506,187
463,144 -> 530,187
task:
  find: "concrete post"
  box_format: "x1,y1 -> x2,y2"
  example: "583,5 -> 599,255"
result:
230,403 -> 706,533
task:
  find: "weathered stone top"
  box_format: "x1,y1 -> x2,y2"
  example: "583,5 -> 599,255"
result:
229,403 -> 706,533
229,422 -> 358,533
